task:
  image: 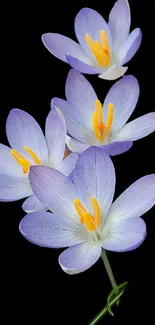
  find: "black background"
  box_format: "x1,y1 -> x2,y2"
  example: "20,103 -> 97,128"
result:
2,0 -> 155,323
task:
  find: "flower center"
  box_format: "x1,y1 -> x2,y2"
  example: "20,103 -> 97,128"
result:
74,197 -> 101,232
10,147 -> 42,174
85,30 -> 111,67
92,99 -> 114,142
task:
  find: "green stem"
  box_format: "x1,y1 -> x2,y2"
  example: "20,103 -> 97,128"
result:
89,289 -> 124,325
101,249 -> 118,295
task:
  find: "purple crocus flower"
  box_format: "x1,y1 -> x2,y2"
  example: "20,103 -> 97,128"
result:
0,107 -> 78,212
20,147 -> 155,274
42,0 -> 142,80
52,70 -> 155,156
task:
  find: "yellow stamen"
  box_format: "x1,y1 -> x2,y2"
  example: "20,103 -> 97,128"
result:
90,198 -> 101,228
105,103 -> 114,137
92,100 -> 114,141
24,147 -> 41,165
10,150 -> 31,174
85,30 -> 110,67
74,197 -> 101,232
92,99 -> 105,141
10,147 -> 42,174
64,148 -> 70,159
100,30 -> 110,65
96,42 -> 109,67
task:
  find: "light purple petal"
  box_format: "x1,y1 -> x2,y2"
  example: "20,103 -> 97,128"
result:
66,54 -> 101,74
107,175 -> 155,223
59,241 -> 101,274
58,153 -> 79,176
29,166 -> 77,218
42,33 -> 91,63
22,194 -> 45,213
45,108 -> 66,167
73,147 -> 115,224
119,28 -> 142,65
6,109 -> 48,164
66,136 -> 90,154
66,137 -> 132,156
0,173 -> 32,202
108,0 -> 130,51
100,141 -> 133,156
75,8 -> 112,61
0,143 -> 23,176
114,113 -> 155,142
65,70 -> 97,115
103,75 -> 139,140
52,98 -> 90,143
102,217 -> 146,252
99,65 -> 128,80
19,211 -> 85,248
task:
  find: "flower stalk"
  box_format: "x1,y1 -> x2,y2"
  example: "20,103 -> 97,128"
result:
89,281 -> 128,325
101,249 -> 118,295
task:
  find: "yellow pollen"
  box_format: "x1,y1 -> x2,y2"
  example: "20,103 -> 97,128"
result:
63,148 -> 70,159
85,30 -> 111,67
90,198 -> 101,228
73,197 -> 101,232
24,147 -> 42,165
92,100 -> 114,142
92,99 -> 105,141
105,103 -> 114,138
10,147 -> 42,174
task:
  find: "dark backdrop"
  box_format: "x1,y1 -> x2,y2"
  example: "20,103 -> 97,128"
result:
2,0 -> 155,323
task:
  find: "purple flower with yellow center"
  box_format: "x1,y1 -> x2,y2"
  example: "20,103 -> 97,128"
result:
0,108 -> 78,212
52,70 -> 155,156
19,147 -> 155,274
42,0 -> 142,80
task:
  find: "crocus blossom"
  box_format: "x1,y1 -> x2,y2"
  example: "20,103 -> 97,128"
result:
42,0 -> 142,80
0,108 -> 78,212
52,70 -> 155,156
20,147 -> 155,274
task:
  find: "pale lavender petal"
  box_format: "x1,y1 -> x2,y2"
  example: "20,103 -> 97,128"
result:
73,147 -> 115,224
103,75 -> 139,140
19,211 -> 85,248
66,136 -> 90,154
0,143 -> 23,176
75,8 -> 112,61
66,54 -> 101,74
107,175 -> 155,223
114,113 -> 155,142
29,166 -> 77,218
119,28 -> 142,65
45,108 -> 66,167
100,141 -> 133,156
52,98 -> 90,143
108,0 -> 130,51
0,173 -> 32,202
6,109 -> 48,164
65,70 -> 97,115
58,153 -> 79,176
42,33 -> 91,63
102,217 -> 146,252
66,137 -> 132,156
22,194 -> 45,213
59,241 -> 101,274
99,65 -> 128,80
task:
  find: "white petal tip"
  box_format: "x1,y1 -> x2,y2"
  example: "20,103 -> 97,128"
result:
99,66 -> 128,80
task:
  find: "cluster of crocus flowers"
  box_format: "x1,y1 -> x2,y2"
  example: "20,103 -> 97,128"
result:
1,2 -> 155,318
42,0 -> 142,80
